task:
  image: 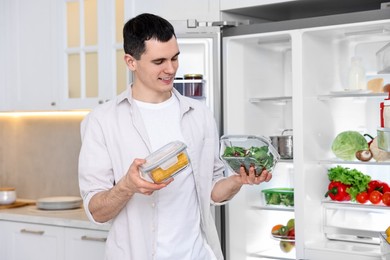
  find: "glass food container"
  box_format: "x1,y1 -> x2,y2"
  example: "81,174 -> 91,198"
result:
220,135 -> 280,175
140,141 -> 190,183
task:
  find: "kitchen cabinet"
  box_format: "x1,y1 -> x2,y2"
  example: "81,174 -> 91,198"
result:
3,0 -> 61,111
0,220 -> 108,260
126,0 -> 219,21
64,228 -> 107,260
2,221 -> 65,260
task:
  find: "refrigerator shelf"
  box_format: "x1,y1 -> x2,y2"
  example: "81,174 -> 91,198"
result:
317,92 -> 388,101
318,159 -> 390,166
251,205 -> 294,212
322,200 -> 390,211
249,96 -> 292,104
248,247 -> 296,260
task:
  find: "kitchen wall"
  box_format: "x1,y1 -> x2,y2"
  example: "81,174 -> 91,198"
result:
0,113 -> 86,199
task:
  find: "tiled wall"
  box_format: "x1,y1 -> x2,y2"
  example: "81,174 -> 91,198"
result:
0,113 -> 86,200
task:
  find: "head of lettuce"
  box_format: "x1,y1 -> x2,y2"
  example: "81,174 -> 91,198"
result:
331,131 -> 368,161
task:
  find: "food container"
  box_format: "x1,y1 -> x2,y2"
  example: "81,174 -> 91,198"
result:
220,135 -> 280,175
261,188 -> 294,207
270,129 -> 293,159
377,127 -> 390,152
173,77 -> 184,95
377,41 -> 390,74
184,74 -> 203,97
0,187 -> 17,205
380,232 -> 390,260
140,141 -> 190,183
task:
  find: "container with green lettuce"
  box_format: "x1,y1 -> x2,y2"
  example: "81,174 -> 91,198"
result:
220,135 -> 280,175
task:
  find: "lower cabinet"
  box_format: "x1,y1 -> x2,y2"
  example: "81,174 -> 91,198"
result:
0,220 -> 108,260
65,227 -> 107,260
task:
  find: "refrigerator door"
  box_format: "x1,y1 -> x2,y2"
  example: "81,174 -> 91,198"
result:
171,20 -> 223,131
222,8 -> 390,260
170,20 -> 226,252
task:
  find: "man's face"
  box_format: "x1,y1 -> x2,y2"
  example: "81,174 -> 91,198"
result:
128,36 -> 180,99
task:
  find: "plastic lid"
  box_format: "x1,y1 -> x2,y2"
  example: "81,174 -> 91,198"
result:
141,141 -> 187,172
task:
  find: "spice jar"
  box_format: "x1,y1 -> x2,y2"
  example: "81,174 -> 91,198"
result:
184,74 -> 203,97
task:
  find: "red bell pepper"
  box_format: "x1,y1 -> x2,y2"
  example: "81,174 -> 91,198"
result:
367,180 -> 390,194
325,181 -> 351,201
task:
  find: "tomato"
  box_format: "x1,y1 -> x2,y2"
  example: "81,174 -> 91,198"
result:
382,192 -> 390,206
369,190 -> 383,204
356,191 -> 369,204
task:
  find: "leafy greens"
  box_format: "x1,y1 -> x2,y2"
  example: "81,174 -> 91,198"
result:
327,165 -> 371,201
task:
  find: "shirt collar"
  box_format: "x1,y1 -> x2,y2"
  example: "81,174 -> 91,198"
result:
116,84 -> 194,114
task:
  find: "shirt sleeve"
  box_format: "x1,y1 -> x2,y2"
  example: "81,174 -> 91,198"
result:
78,112 -> 115,225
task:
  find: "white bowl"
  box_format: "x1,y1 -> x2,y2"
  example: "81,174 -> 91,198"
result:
0,187 -> 17,205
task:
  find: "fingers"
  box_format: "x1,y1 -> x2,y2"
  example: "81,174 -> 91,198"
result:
126,158 -> 172,195
240,165 -> 272,185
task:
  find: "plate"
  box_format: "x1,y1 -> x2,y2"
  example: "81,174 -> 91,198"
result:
36,196 -> 82,210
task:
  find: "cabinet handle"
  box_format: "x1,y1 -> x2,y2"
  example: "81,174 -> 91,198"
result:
81,235 -> 107,242
20,229 -> 45,235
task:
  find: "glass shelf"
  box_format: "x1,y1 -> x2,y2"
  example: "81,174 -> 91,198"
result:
251,205 -> 295,212
249,96 -> 292,104
318,92 -> 388,101
318,159 -> 390,166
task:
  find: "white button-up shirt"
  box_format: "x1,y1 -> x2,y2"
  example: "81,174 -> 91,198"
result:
78,87 -> 227,260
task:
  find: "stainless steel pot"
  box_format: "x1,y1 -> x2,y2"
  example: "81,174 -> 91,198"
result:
270,129 -> 293,159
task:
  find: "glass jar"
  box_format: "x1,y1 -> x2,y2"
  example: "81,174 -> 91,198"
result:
184,74 -> 203,97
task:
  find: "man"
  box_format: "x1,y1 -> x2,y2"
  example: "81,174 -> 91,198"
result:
78,13 -> 272,260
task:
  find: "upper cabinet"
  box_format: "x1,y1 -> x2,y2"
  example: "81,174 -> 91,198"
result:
0,0 -> 128,112
2,0 -> 61,111
126,0 -> 220,21
0,1 -> 6,111
59,0 -> 128,110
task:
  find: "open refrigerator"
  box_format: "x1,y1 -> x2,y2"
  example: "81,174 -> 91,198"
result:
171,7 -> 390,260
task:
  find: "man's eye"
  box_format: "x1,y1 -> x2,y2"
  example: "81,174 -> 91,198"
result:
154,60 -> 164,65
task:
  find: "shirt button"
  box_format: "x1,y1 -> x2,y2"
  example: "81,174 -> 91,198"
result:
151,203 -> 155,208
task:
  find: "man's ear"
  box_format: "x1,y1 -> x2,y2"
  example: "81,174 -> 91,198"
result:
124,54 -> 136,71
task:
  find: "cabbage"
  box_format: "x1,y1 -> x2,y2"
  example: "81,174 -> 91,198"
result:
331,131 -> 368,161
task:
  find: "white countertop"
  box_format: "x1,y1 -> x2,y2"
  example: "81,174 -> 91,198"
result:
0,204 -> 110,231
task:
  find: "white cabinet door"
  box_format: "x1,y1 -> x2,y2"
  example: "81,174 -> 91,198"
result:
64,227 -> 108,260
4,0 -> 60,111
3,221 -> 65,260
126,0 -> 220,21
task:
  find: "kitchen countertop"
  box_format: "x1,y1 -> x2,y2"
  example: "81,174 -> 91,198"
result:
0,202 -> 111,231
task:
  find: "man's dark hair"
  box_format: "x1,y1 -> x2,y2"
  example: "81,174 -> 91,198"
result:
123,13 -> 176,60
